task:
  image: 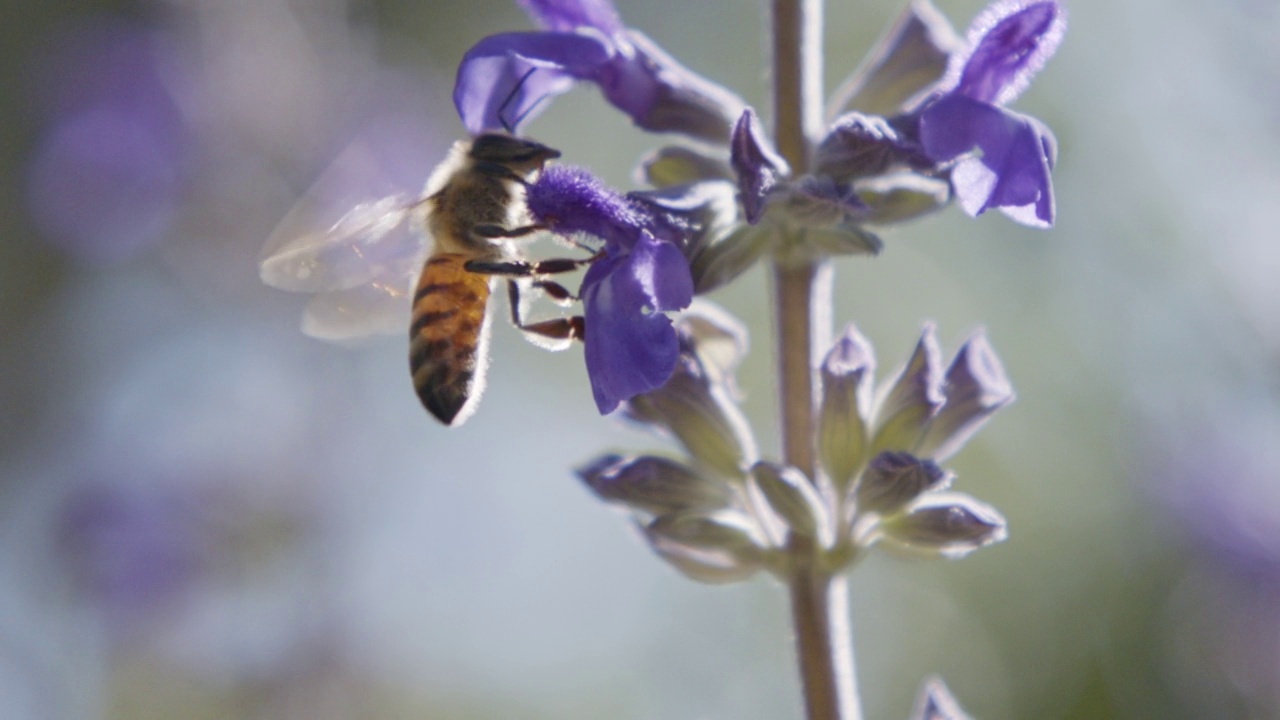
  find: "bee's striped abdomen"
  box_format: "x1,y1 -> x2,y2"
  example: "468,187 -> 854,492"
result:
409,253 -> 493,425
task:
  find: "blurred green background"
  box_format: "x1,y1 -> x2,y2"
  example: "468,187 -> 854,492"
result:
3,0 -> 1279,718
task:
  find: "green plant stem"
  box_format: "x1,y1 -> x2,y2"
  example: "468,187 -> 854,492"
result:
787,548 -> 858,720
771,0 -> 861,719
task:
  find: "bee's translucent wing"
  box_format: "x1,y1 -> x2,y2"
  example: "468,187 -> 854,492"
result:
260,139 -> 434,340
259,135 -> 434,290
260,193 -> 424,293
301,262 -> 422,341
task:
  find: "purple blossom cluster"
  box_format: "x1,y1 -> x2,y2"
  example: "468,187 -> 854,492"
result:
450,0 -> 1064,411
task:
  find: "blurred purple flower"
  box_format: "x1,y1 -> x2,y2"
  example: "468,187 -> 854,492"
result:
1153,405 -> 1280,578
455,0 -> 745,142
58,481 -> 208,633
25,19 -> 190,262
525,164 -> 694,413
1147,403 -> 1280,714
917,0 -> 1066,227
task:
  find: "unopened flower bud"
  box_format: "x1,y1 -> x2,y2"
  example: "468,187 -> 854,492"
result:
638,145 -> 733,188
854,171 -> 951,225
576,454 -> 734,516
854,451 -> 950,516
626,362 -> 756,478
644,510 -> 765,583
815,112 -> 927,182
916,330 -> 1015,460
776,177 -> 883,257
910,675 -> 973,720
689,224 -> 773,294
818,326 -> 876,490
828,0 -> 962,118
731,108 -> 789,224
622,319 -> 752,476
870,324 -> 944,456
749,462 -> 831,544
675,301 -> 748,386
880,492 -> 1007,558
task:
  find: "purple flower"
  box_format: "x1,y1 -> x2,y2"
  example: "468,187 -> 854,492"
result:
25,19 -> 189,262
455,0 -> 745,142
917,0 -> 1066,227
526,164 -> 694,413
580,234 -> 693,413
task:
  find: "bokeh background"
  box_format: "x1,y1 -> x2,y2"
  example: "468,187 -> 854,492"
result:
3,0 -> 1279,718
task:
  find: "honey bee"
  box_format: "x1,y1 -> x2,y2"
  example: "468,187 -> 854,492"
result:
260,133 -> 592,426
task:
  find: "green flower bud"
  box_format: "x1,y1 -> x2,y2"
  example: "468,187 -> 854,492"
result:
645,510 -> 765,584
749,462 -> 832,544
576,454 -> 734,516
854,451 -> 950,517
879,493 -> 1007,558
818,325 -> 876,490
870,324 -> 944,456
638,145 -> 733,188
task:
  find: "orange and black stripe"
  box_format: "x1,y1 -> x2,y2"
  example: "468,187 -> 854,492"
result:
409,253 -> 493,425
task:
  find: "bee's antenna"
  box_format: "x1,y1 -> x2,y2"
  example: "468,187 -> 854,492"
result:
499,68 -> 540,135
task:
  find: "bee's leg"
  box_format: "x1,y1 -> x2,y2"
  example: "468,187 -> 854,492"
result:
465,254 -> 600,278
530,280 -> 575,304
506,278 -> 585,349
472,223 -> 544,240
519,316 -> 585,343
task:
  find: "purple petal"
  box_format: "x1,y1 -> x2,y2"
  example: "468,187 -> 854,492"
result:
454,24 -> 742,142
526,164 -> 651,251
597,30 -> 746,143
627,180 -> 736,251
951,0 -> 1066,106
582,234 -> 694,414
731,108 -> 789,224
919,94 -> 1056,227
453,31 -> 613,135
519,0 -> 623,34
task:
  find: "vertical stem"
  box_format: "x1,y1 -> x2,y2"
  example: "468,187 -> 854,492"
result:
774,263 -> 820,475
771,1 -> 861,719
789,558 -> 858,720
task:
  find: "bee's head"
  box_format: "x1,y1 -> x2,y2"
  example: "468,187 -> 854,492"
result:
469,133 -> 562,174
